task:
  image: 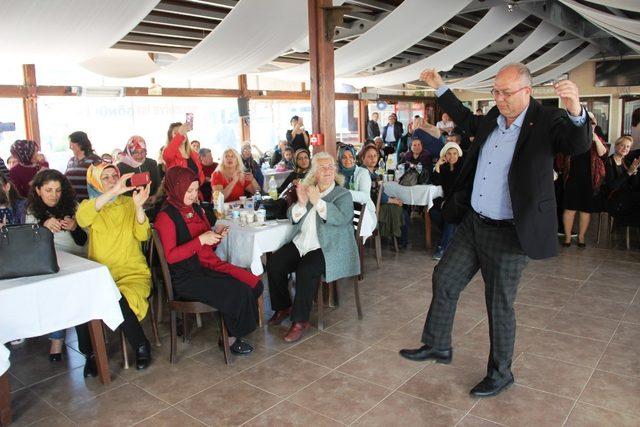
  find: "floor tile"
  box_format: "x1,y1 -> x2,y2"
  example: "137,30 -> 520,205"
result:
545,311 -> 619,341
134,407 -> 206,426
190,341 -> 279,374
177,379 -> 281,426
353,391 -> 464,426
325,311 -> 409,344
513,353 -> 592,398
285,332 -> 368,369
515,287 -> 571,310
65,383 -> 169,426
525,274 -> 584,295
526,329 -> 607,368
471,384 -> 574,426
243,401 -> 341,426
398,364 -> 480,411
610,322 -> 640,351
337,347 -> 424,389
456,415 -> 504,426
9,347 -> 86,386
563,295 -> 629,320
597,342 -> 640,378
8,389 -> 60,427
579,370 -> 640,417
578,281 -> 637,304
238,353 -> 330,398
288,371 -> 389,425
514,303 -> 559,328
623,303 -> 640,324
565,402 -> 640,427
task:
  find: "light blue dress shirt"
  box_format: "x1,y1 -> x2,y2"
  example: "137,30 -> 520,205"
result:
435,86 -> 586,220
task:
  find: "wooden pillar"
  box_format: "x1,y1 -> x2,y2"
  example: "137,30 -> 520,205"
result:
358,88 -> 368,142
22,64 -> 41,146
308,0 -> 336,158
237,74 -> 250,141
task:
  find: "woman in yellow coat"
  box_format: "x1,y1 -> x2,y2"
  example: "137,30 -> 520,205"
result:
77,163 -> 153,370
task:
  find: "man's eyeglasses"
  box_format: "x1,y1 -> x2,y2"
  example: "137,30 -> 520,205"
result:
490,86 -> 528,99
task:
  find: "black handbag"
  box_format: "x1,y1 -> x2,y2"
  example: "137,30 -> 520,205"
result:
0,224 -> 59,279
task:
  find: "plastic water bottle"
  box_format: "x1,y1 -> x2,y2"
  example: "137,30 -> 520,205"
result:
253,190 -> 262,210
416,163 -> 423,174
397,163 -> 405,178
261,161 -> 269,172
268,176 -> 278,199
377,158 -> 385,175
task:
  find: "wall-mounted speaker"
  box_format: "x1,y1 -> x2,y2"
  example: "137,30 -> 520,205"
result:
237,96 -> 249,117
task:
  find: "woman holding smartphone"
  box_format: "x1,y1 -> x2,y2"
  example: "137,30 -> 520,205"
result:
211,148 -> 259,202
162,121 -> 205,185
154,167 -> 263,354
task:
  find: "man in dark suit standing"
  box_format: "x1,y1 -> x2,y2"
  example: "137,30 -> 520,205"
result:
367,112 -> 381,140
381,113 -> 403,151
399,63 -> 591,397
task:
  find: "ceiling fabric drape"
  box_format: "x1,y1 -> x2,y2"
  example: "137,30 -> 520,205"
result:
582,0 -> 640,13
0,0 -> 159,64
265,0 -> 472,82
451,21 -> 560,89
531,44 -> 599,85
80,49 -> 161,78
340,6 -> 527,88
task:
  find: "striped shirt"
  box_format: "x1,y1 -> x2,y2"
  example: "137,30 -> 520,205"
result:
65,154 -> 101,201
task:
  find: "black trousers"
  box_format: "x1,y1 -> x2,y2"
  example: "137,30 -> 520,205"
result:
266,242 -> 325,322
421,212 -> 528,382
76,296 -> 148,356
173,271 -> 263,338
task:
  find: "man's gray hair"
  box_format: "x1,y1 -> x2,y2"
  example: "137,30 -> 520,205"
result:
498,63 -> 532,87
198,148 -> 211,157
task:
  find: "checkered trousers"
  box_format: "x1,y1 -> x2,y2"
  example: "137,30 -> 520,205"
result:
421,212 -> 528,381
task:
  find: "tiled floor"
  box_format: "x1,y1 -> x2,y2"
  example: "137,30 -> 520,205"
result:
6,221 -> 640,426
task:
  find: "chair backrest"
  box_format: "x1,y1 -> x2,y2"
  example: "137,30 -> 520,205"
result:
375,179 -> 384,216
150,228 -> 176,302
353,202 -> 366,237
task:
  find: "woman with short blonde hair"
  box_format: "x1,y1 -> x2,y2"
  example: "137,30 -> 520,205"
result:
212,148 -> 259,201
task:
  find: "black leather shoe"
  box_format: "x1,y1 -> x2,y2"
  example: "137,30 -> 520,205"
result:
83,354 -> 98,378
470,376 -> 514,397
48,353 -> 62,362
230,339 -> 253,355
135,341 -> 152,370
399,344 -> 452,363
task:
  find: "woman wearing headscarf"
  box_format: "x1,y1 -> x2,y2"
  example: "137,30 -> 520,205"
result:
154,167 -> 263,354
117,135 -> 161,198
76,163 -> 153,370
240,142 -> 264,191
8,139 -> 41,197
338,143 -> 377,228
278,148 -> 311,193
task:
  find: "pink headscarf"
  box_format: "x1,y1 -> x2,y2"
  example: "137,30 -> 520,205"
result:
120,135 -> 147,168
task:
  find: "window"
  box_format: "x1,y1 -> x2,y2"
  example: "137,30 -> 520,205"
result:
580,96 -> 610,141
249,100 -> 311,153
0,98 -> 27,161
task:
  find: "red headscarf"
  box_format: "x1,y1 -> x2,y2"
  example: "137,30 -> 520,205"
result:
164,166 -> 198,210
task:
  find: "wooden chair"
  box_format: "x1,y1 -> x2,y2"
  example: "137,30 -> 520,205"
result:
609,216 -> 639,250
315,202 -> 365,330
370,180 -> 383,268
150,229 -> 231,365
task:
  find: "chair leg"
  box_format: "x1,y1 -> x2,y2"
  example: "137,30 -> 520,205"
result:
170,311 -> 177,364
120,330 -> 129,369
332,282 -> 339,307
195,313 -> 203,328
596,212 -> 602,245
374,234 -> 382,269
353,277 -> 363,320
156,283 -> 163,324
424,209 -> 432,249
609,217 -> 615,247
257,295 -> 264,328
358,240 -> 364,281
219,313 -> 231,365
181,313 -> 188,343
626,226 -> 630,250
148,296 -> 161,347
317,280 -> 325,331
393,236 -> 399,253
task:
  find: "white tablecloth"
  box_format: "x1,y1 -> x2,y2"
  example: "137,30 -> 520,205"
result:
0,251 -> 124,375
215,219 -> 295,275
262,169 -> 292,192
383,182 -> 443,210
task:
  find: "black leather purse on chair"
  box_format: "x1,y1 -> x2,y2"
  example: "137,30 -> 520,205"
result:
0,224 -> 59,279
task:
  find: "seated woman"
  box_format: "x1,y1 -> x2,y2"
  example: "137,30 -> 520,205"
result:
240,142 -> 265,191
117,135 -> 162,200
278,148 -> 311,194
276,146 -> 295,171
338,144 -> 377,235
155,167 -> 263,354
359,144 -> 404,240
163,122 -> 204,185
266,152 -> 360,343
401,137 -> 431,171
212,148 -> 259,202
0,174 -> 27,226
8,139 -> 42,197
430,142 -> 464,261
604,136 -> 640,224
76,163 -> 153,370
25,170 -> 92,364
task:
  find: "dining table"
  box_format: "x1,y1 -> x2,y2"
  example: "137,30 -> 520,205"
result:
0,251 -> 124,425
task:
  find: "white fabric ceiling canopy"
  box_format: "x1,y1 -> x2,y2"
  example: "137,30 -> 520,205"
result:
341,6 -> 528,88
80,49 -> 161,79
266,0 -> 472,82
532,44 -> 599,85
158,0 -> 343,79
465,39 -> 584,90
451,21 -> 560,89
0,0 -> 159,64
583,0 -> 640,13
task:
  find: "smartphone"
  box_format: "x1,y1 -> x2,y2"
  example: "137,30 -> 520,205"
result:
185,112 -> 194,130
129,172 -> 150,187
